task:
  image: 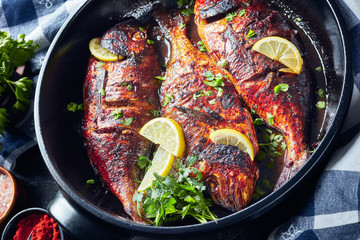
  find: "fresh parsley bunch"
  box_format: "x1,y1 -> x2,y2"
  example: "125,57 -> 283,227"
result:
133,156 -> 217,226
0,31 -> 38,145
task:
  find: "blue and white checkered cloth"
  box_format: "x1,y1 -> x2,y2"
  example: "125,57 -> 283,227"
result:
0,0 -> 359,239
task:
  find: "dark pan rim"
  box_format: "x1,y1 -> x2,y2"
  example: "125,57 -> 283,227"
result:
34,0 -> 353,236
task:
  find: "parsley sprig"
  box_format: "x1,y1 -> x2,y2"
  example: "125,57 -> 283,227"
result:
133,156 -> 217,226
0,31 -> 38,144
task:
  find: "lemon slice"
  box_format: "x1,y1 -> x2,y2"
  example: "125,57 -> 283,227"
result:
137,146 -> 174,191
89,38 -> 123,62
252,36 -> 303,74
209,129 -> 255,160
139,117 -> 185,157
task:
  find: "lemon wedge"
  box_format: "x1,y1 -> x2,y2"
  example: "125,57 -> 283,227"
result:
209,129 -> 255,161
89,38 -> 123,62
137,146 -> 174,191
252,36 -> 303,74
139,117 -> 185,158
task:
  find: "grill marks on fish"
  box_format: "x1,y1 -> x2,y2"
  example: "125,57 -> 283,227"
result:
154,7 -> 259,211
82,20 -> 161,223
195,0 -> 311,189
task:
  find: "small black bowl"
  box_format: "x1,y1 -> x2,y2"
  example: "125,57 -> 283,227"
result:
1,208 -> 64,240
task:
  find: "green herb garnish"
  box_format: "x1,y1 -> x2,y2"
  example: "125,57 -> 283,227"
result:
225,12 -> 237,21
155,75 -> 166,81
122,117 -> 134,126
67,102 -> 84,112
150,110 -> 161,117
95,61 -> 104,70
267,113 -> 274,126
253,118 -> 265,126
164,94 -> 174,106
197,41 -> 207,52
238,9 -> 246,17
317,88 -> 325,98
0,32 -> 38,143
86,179 -> 95,184
316,101 -> 326,109
315,66 -> 322,72
246,29 -> 256,38
217,58 -> 227,67
179,23 -> 186,29
111,109 -> 123,119
147,39 -> 155,45
274,83 -> 289,95
133,156 -> 217,226
98,87 -> 106,96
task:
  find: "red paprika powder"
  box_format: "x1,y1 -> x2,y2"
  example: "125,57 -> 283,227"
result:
12,213 -> 61,240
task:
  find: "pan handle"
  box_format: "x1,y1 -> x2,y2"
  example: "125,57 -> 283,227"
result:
47,191 -> 131,240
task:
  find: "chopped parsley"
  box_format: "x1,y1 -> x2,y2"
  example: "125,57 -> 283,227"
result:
150,110 -> 161,117
111,109 -> 123,119
179,23 -> 186,29
295,17 -> 301,22
208,99 -> 216,105
86,179 -> 95,184
253,118 -> 265,126
95,61 -> 104,70
316,101 -> 326,109
274,83 -> 289,95
133,156 -> 217,226
225,12 -> 237,21
67,102 -> 84,112
127,85 -> 133,90
246,29 -> 256,38
98,87 -> 105,96
164,94 -> 174,106
197,41 -> 207,52
147,39 -> 155,45
217,58 -> 227,67
155,75 -> 166,81
138,156 -> 151,170
122,117 -> 134,126
256,128 -> 286,165
317,88 -> 325,98
267,113 -> 274,126
193,90 -> 204,100
315,66 -> 322,72
238,9 -> 246,17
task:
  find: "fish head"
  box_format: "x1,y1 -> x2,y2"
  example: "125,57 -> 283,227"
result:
194,0 -> 252,20
100,20 -> 150,58
198,143 -> 259,211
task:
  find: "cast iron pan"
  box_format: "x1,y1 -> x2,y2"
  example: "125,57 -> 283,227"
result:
34,0 -> 352,239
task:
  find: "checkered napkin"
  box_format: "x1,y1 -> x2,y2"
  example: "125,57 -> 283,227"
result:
0,0 -> 86,170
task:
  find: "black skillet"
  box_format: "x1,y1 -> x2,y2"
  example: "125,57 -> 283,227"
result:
34,0 -> 352,239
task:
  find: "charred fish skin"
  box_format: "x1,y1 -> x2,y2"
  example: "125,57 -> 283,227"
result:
153,7 -> 259,211
194,0 -> 311,189
82,20 -> 161,223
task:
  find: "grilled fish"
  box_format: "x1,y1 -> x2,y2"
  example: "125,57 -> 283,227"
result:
194,0 -> 311,189
82,20 -> 161,223
154,8 -> 259,211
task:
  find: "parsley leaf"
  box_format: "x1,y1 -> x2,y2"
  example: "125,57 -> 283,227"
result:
164,94 -> 174,106
122,117 -> 134,126
274,83 -> 289,95
133,157 -> 217,226
197,41 -> 207,52
67,102 -> 84,112
246,29 -> 256,38
0,31 -> 38,143
316,101 -> 326,109
111,109 -> 123,119
217,58 -> 227,67
225,12 -> 237,21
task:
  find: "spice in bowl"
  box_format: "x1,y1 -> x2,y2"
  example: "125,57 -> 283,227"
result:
12,212 -> 61,240
2,208 -> 63,240
0,167 -> 16,224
